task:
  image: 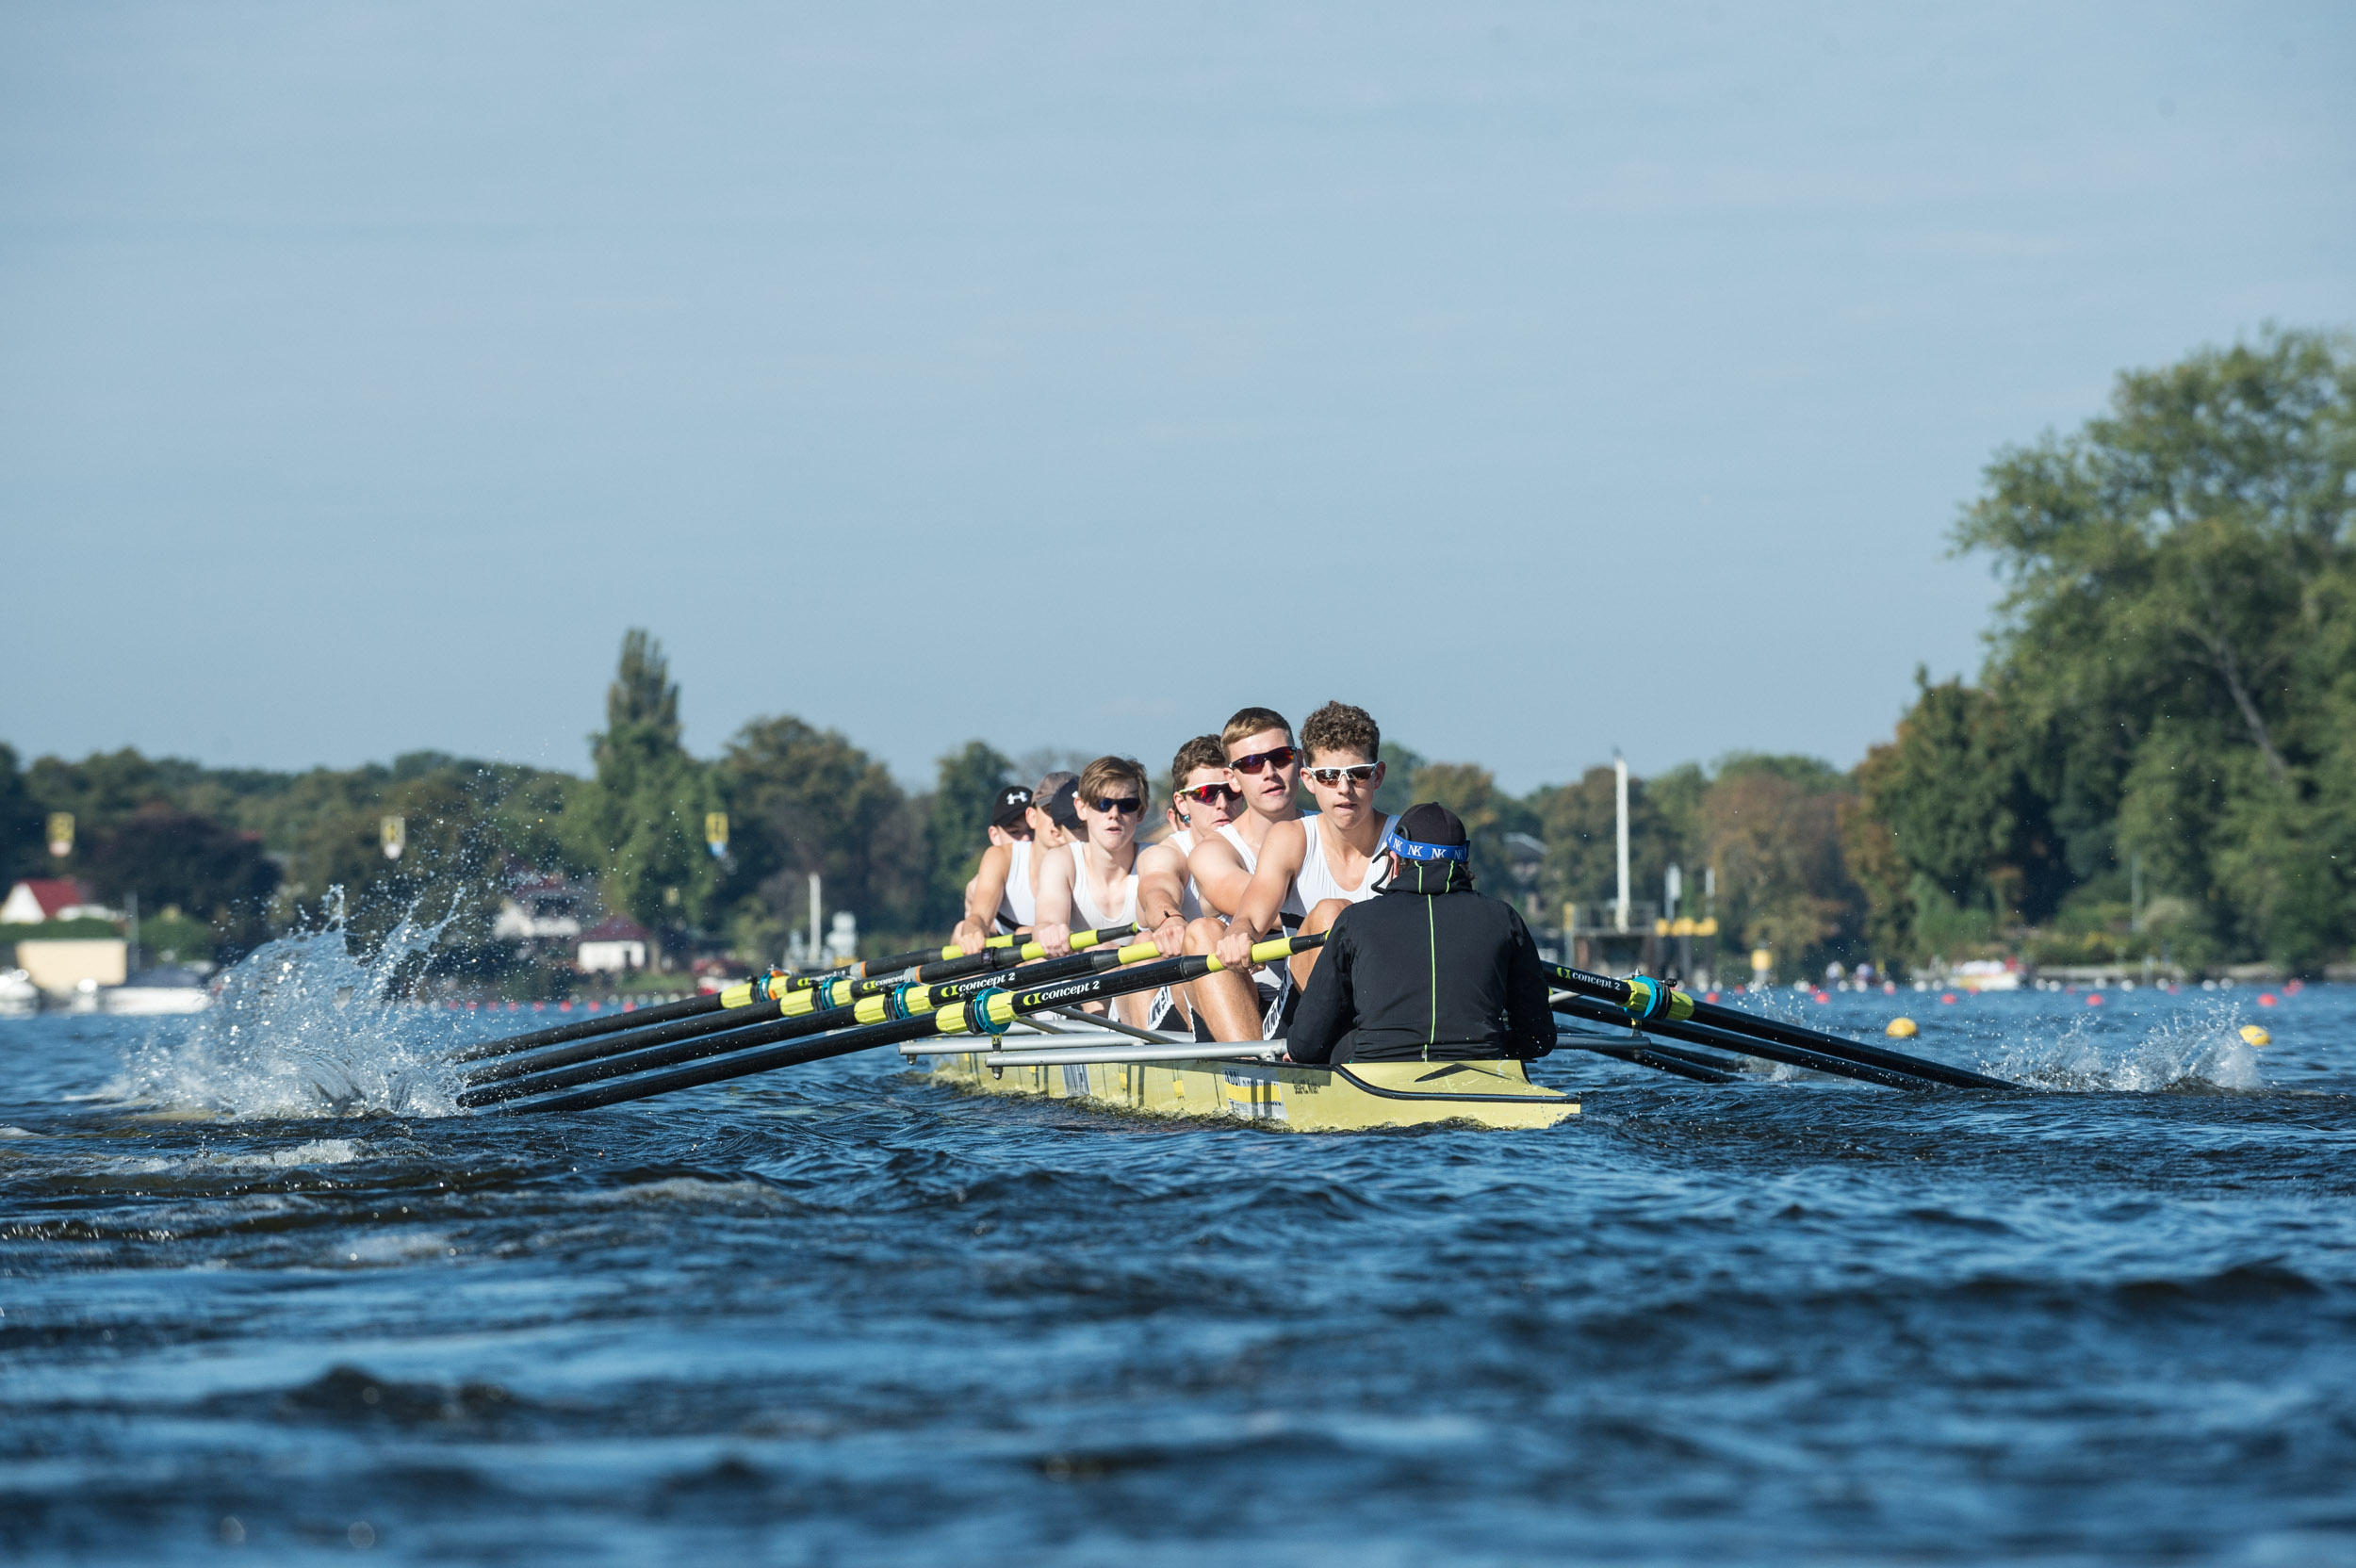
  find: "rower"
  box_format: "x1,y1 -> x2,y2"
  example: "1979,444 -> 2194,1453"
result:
1284,803 -> 1555,1065
1179,706 -> 1310,1040
1193,700 -> 1399,1039
953,771 -> 1078,955
1033,757 -> 1190,1025
1136,735 -> 1240,1033
1141,734 -> 1236,923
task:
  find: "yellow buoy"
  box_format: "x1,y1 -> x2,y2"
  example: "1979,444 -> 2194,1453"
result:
2239,1024 -> 2270,1047
1885,1017 -> 1919,1039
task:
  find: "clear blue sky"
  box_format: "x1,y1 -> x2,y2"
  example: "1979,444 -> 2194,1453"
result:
3,2 -> 2348,792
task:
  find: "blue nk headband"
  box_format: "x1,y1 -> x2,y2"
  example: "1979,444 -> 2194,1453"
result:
1381,828 -> 1468,863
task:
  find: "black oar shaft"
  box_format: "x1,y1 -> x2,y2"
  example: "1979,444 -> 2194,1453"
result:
447,991 -> 728,1065
1552,993 -> 1941,1092
461,941 -> 1160,1107
452,924 -> 1140,1078
1568,1037 -> 1742,1084
497,934 -> 1318,1117
1545,964 -> 2017,1091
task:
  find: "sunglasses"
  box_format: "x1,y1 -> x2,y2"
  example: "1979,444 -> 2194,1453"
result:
1176,782 -> 1241,806
1306,763 -> 1379,786
1091,796 -> 1143,816
1228,746 -> 1301,775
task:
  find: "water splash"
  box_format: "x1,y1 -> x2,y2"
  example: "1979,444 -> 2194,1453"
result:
109,890 -> 472,1119
1991,1002 -> 2268,1093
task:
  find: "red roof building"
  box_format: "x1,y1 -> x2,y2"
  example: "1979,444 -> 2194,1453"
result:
1,879 -> 110,925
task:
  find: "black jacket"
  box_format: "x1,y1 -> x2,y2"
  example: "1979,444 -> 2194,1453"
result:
1284,858 -> 1555,1064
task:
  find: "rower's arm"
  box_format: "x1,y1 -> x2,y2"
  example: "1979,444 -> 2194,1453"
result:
1232,820 -> 1307,941
955,844 -> 1014,955
1214,821 -> 1306,969
1032,847 -> 1077,957
1187,837 -> 1252,918
1133,843 -> 1191,956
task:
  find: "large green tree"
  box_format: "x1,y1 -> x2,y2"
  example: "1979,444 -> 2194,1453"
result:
0,744 -> 45,884
1954,327 -> 2355,966
717,714 -> 920,953
583,630 -> 719,931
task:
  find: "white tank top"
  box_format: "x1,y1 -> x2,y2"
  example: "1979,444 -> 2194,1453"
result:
1297,814 -> 1395,907
1067,841 -> 1139,931
1168,828 -> 1203,921
1214,820 -> 1310,924
994,840 -> 1036,931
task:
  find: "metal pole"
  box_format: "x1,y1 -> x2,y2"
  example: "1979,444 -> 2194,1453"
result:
1613,752 -> 1629,933
808,873 -> 822,967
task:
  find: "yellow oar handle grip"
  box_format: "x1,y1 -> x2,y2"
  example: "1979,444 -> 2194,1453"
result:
1250,934 -> 1301,966
935,932 -> 1023,960
1202,932 -> 1320,973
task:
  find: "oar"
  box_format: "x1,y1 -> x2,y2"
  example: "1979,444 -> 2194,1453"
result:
459,925 -> 1143,1086
1565,1037 -> 1743,1085
491,933 -> 1324,1117
459,937 -> 1171,1107
1553,993 -> 1939,1092
1546,964 -> 2019,1091
450,923 -> 1137,1069
447,989 -> 744,1065
792,923 -> 1136,986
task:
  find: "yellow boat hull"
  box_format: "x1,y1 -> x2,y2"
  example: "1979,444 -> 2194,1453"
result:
928,1046 -> 1578,1132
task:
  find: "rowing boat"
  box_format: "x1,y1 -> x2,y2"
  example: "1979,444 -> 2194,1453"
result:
916,1025 -> 1579,1131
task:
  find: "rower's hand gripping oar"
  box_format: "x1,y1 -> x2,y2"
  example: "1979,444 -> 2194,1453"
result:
459,934 -> 1172,1107
449,923 -> 1137,1070
1546,963 -> 2020,1091
491,933 -> 1323,1117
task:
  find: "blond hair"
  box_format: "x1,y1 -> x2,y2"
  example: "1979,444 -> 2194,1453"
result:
1220,706 -> 1293,755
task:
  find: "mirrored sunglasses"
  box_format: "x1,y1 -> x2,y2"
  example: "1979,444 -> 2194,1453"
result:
1305,763 -> 1380,786
1177,782 -> 1241,805
1228,746 -> 1301,775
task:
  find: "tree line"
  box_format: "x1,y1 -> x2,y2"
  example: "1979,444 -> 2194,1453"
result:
3,329 -> 2346,980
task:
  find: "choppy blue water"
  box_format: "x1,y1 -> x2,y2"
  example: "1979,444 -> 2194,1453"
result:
5,955 -> 2353,1564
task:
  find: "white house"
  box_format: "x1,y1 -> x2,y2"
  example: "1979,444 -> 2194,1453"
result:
491,871 -> 587,946
577,916 -> 651,973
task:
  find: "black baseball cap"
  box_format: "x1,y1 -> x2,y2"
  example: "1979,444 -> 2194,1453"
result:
1041,778 -> 1084,831
990,784 -> 1034,830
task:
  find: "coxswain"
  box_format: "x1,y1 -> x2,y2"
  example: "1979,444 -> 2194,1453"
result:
1284,802 -> 1556,1065
1188,700 -> 1398,1041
